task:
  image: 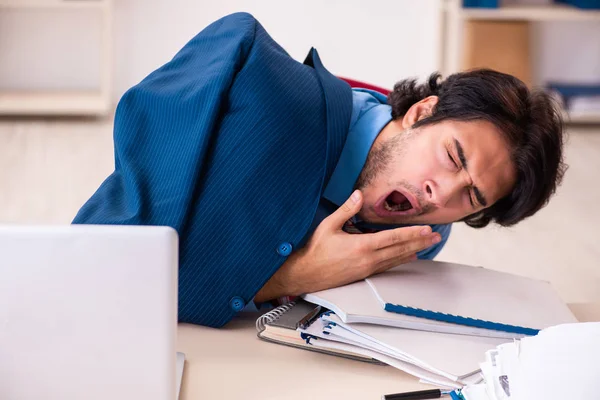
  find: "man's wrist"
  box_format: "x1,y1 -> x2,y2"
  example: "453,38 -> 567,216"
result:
255,251 -> 304,302
254,276 -> 284,303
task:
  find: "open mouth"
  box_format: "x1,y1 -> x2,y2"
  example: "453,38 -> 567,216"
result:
374,190 -> 420,218
384,191 -> 413,212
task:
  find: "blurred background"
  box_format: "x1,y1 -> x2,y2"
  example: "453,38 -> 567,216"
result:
0,0 -> 598,304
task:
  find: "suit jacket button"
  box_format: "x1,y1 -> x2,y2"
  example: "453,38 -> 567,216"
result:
277,242 -> 293,256
230,296 -> 245,312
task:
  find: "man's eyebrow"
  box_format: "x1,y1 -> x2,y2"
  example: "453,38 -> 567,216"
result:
454,138 -> 488,207
454,139 -> 468,170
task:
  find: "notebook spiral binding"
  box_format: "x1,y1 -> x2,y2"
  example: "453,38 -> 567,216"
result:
255,301 -> 297,332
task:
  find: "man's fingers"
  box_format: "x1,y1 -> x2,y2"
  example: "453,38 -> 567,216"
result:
369,225 -> 434,250
322,190 -> 363,231
373,235 -> 439,266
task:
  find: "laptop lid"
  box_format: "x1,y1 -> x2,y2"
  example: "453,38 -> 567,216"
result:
0,225 -> 178,400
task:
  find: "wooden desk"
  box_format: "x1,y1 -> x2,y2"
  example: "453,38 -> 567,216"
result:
177,303 -> 600,400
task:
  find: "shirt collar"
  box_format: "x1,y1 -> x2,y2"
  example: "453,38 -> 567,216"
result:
323,89 -> 392,206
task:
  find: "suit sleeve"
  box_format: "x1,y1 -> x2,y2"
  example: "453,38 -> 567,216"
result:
72,12 -> 257,232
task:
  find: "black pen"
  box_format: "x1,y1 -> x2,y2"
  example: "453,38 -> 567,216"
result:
382,389 -> 456,400
298,305 -> 322,329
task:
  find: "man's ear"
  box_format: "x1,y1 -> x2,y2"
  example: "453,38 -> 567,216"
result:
401,96 -> 439,129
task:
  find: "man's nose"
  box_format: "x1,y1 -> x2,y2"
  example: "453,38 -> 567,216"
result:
423,178 -> 463,208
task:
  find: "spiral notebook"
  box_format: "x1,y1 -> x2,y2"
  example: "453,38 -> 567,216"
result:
256,301 -> 499,389
299,311 -> 496,388
255,300 -> 382,364
258,260 -> 579,389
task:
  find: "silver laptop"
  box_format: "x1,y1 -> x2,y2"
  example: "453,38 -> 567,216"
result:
0,225 -> 183,400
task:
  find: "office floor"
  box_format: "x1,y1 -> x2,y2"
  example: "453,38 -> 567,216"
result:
1,116 -> 598,305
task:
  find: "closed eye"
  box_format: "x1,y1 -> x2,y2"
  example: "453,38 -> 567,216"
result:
449,148 -> 476,208
468,190 -> 475,208
447,150 -> 458,169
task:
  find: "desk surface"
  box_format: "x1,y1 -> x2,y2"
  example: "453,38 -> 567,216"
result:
176,303 -> 600,400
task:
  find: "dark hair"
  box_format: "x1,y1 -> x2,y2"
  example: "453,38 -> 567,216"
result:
388,69 -> 567,228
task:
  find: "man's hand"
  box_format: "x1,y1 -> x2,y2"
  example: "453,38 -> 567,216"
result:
254,190 -> 441,303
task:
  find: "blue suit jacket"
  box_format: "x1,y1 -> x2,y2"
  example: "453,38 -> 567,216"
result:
73,12 -> 353,327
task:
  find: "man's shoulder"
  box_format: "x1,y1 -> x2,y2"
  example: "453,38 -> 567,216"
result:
193,12 -> 259,46
216,11 -> 258,26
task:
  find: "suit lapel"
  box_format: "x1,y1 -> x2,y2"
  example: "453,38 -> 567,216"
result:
303,48 -> 353,185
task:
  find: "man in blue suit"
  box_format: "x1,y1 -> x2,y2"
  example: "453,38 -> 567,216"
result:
73,13 -> 566,327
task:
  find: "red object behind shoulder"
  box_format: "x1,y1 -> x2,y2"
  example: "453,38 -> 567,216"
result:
338,77 -> 391,96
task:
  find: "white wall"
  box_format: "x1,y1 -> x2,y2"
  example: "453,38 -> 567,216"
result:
0,0 -> 442,102
0,1 -> 599,104
112,0 -> 443,100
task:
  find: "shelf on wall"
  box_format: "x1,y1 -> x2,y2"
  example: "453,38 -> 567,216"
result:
458,4 -> 600,21
0,0 -> 112,116
0,90 -> 110,116
564,110 -> 600,124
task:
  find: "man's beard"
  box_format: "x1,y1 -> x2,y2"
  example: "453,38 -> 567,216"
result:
355,132 -> 405,190
354,129 -> 433,221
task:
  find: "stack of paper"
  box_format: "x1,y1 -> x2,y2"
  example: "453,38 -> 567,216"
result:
297,260 -> 579,389
300,312 -> 500,389
461,322 -> 600,400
